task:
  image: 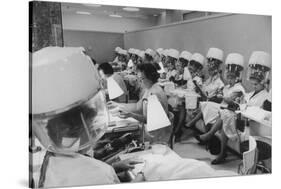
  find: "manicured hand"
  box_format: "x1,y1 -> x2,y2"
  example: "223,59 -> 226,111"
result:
118,109 -> 131,119
107,101 -> 119,109
113,158 -> 143,172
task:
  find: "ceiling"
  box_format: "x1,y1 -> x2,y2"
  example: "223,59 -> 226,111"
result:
61,2 -> 170,19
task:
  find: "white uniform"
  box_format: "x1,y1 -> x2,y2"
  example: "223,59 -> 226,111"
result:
201,82 -> 245,125
43,154 -> 119,188
202,74 -> 224,98
222,83 -> 245,99
244,89 -> 269,107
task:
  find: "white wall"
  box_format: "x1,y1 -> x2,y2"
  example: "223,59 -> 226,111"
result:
61,12 -> 158,62
63,30 -> 124,63
62,12 -> 157,33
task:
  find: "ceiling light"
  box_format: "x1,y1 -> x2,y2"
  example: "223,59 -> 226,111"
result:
109,14 -> 122,18
123,7 -> 140,12
153,14 -> 158,16
76,11 -> 91,15
83,4 -> 101,7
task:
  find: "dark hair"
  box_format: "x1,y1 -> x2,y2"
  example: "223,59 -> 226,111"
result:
152,62 -> 161,71
46,105 -> 97,146
98,62 -> 114,75
226,71 -> 240,78
145,54 -> 153,62
179,58 -> 189,67
136,63 -> 160,84
91,58 -> 97,65
189,60 -> 203,70
207,58 -> 222,70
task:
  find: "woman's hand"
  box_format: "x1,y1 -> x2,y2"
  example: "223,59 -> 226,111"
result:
223,97 -> 233,104
107,101 -> 120,109
118,109 -> 132,119
112,158 -> 144,173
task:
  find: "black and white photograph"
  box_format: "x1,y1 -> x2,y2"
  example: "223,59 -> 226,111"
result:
29,0 -> 272,188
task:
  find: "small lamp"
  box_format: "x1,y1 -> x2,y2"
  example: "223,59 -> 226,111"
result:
107,77 -> 124,100
146,95 -> 171,132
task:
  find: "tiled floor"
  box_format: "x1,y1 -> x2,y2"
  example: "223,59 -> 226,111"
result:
173,128 -> 241,173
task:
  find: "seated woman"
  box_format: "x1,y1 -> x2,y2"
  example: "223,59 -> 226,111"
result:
108,63 -> 171,144
201,47 -> 225,102
186,53 -> 205,90
40,104 -> 145,187
243,51 -> 271,107
112,46 -> 122,63
165,59 -> 186,118
98,62 -> 128,103
179,50 -> 193,83
113,49 -> 128,71
31,47 -> 143,188
155,48 -> 166,75
144,48 -> 156,64
126,48 -> 135,72
165,49 -> 179,81
128,49 -> 140,74
158,49 -> 169,79
173,53 -> 205,140
179,51 -> 192,68
173,60 -> 185,86
137,50 -> 145,65
193,53 -> 246,164
184,48 -> 225,129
